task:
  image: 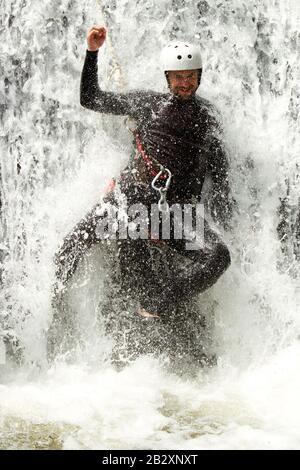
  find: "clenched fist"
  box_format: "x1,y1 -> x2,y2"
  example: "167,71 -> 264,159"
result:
87,26 -> 106,52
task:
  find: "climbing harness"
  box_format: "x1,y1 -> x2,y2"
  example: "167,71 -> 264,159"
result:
128,124 -> 173,212
132,131 -> 168,180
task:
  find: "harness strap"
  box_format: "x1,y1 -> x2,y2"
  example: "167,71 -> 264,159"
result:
132,131 -> 168,180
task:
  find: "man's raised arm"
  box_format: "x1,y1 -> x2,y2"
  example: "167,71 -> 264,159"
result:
80,26 -> 145,117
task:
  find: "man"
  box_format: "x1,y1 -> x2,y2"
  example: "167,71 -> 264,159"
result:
49,26 -> 233,357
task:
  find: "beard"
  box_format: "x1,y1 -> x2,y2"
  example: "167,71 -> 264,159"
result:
173,86 -> 197,100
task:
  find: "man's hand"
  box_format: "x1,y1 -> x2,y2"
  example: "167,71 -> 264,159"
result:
87,26 -> 106,52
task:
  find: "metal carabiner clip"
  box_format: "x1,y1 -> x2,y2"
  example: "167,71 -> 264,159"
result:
151,166 -> 172,212
124,116 -> 137,134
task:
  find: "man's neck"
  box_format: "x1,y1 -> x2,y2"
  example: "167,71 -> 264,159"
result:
171,92 -> 197,103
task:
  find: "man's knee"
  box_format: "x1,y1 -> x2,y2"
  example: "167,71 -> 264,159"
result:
53,237 -> 76,282
216,242 -> 231,272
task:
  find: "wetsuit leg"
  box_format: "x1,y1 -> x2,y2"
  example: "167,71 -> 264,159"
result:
117,239 -> 163,308
115,225 -> 226,366
119,219 -> 231,315
48,200 -> 115,359
166,220 -> 231,300
54,200 -> 117,286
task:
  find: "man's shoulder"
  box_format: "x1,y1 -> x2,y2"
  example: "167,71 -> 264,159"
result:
195,95 -> 219,117
195,95 -> 224,132
126,89 -> 166,100
125,89 -> 168,109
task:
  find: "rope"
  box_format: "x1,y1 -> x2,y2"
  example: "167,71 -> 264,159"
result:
96,0 -> 127,92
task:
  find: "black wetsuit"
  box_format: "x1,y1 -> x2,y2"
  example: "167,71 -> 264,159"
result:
53,50 -> 233,315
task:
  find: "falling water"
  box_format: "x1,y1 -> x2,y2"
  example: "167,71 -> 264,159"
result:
0,0 -> 300,450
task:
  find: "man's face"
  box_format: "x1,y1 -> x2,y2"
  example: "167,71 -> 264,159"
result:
167,69 -> 199,100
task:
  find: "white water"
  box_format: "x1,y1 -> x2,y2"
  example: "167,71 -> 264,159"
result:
1,0 -> 300,449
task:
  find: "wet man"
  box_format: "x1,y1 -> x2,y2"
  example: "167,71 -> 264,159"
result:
49,26 -> 234,357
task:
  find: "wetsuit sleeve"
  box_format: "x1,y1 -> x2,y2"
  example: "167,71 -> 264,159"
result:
208,137 -> 234,230
205,110 -> 236,230
80,50 -> 146,118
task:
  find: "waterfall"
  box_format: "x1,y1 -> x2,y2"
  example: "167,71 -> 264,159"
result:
0,0 -> 300,450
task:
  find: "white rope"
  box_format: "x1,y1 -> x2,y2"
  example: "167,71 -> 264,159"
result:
96,0 -> 127,92
96,1 -> 138,133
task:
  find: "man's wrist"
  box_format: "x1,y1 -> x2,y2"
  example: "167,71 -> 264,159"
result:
87,49 -> 99,54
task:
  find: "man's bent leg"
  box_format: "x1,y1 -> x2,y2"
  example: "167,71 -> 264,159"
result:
48,202 -> 111,360
142,220 -> 231,314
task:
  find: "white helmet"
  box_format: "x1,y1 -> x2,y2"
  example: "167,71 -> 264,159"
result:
160,41 -> 203,72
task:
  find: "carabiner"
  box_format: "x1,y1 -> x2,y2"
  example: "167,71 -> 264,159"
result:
151,166 -> 172,212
